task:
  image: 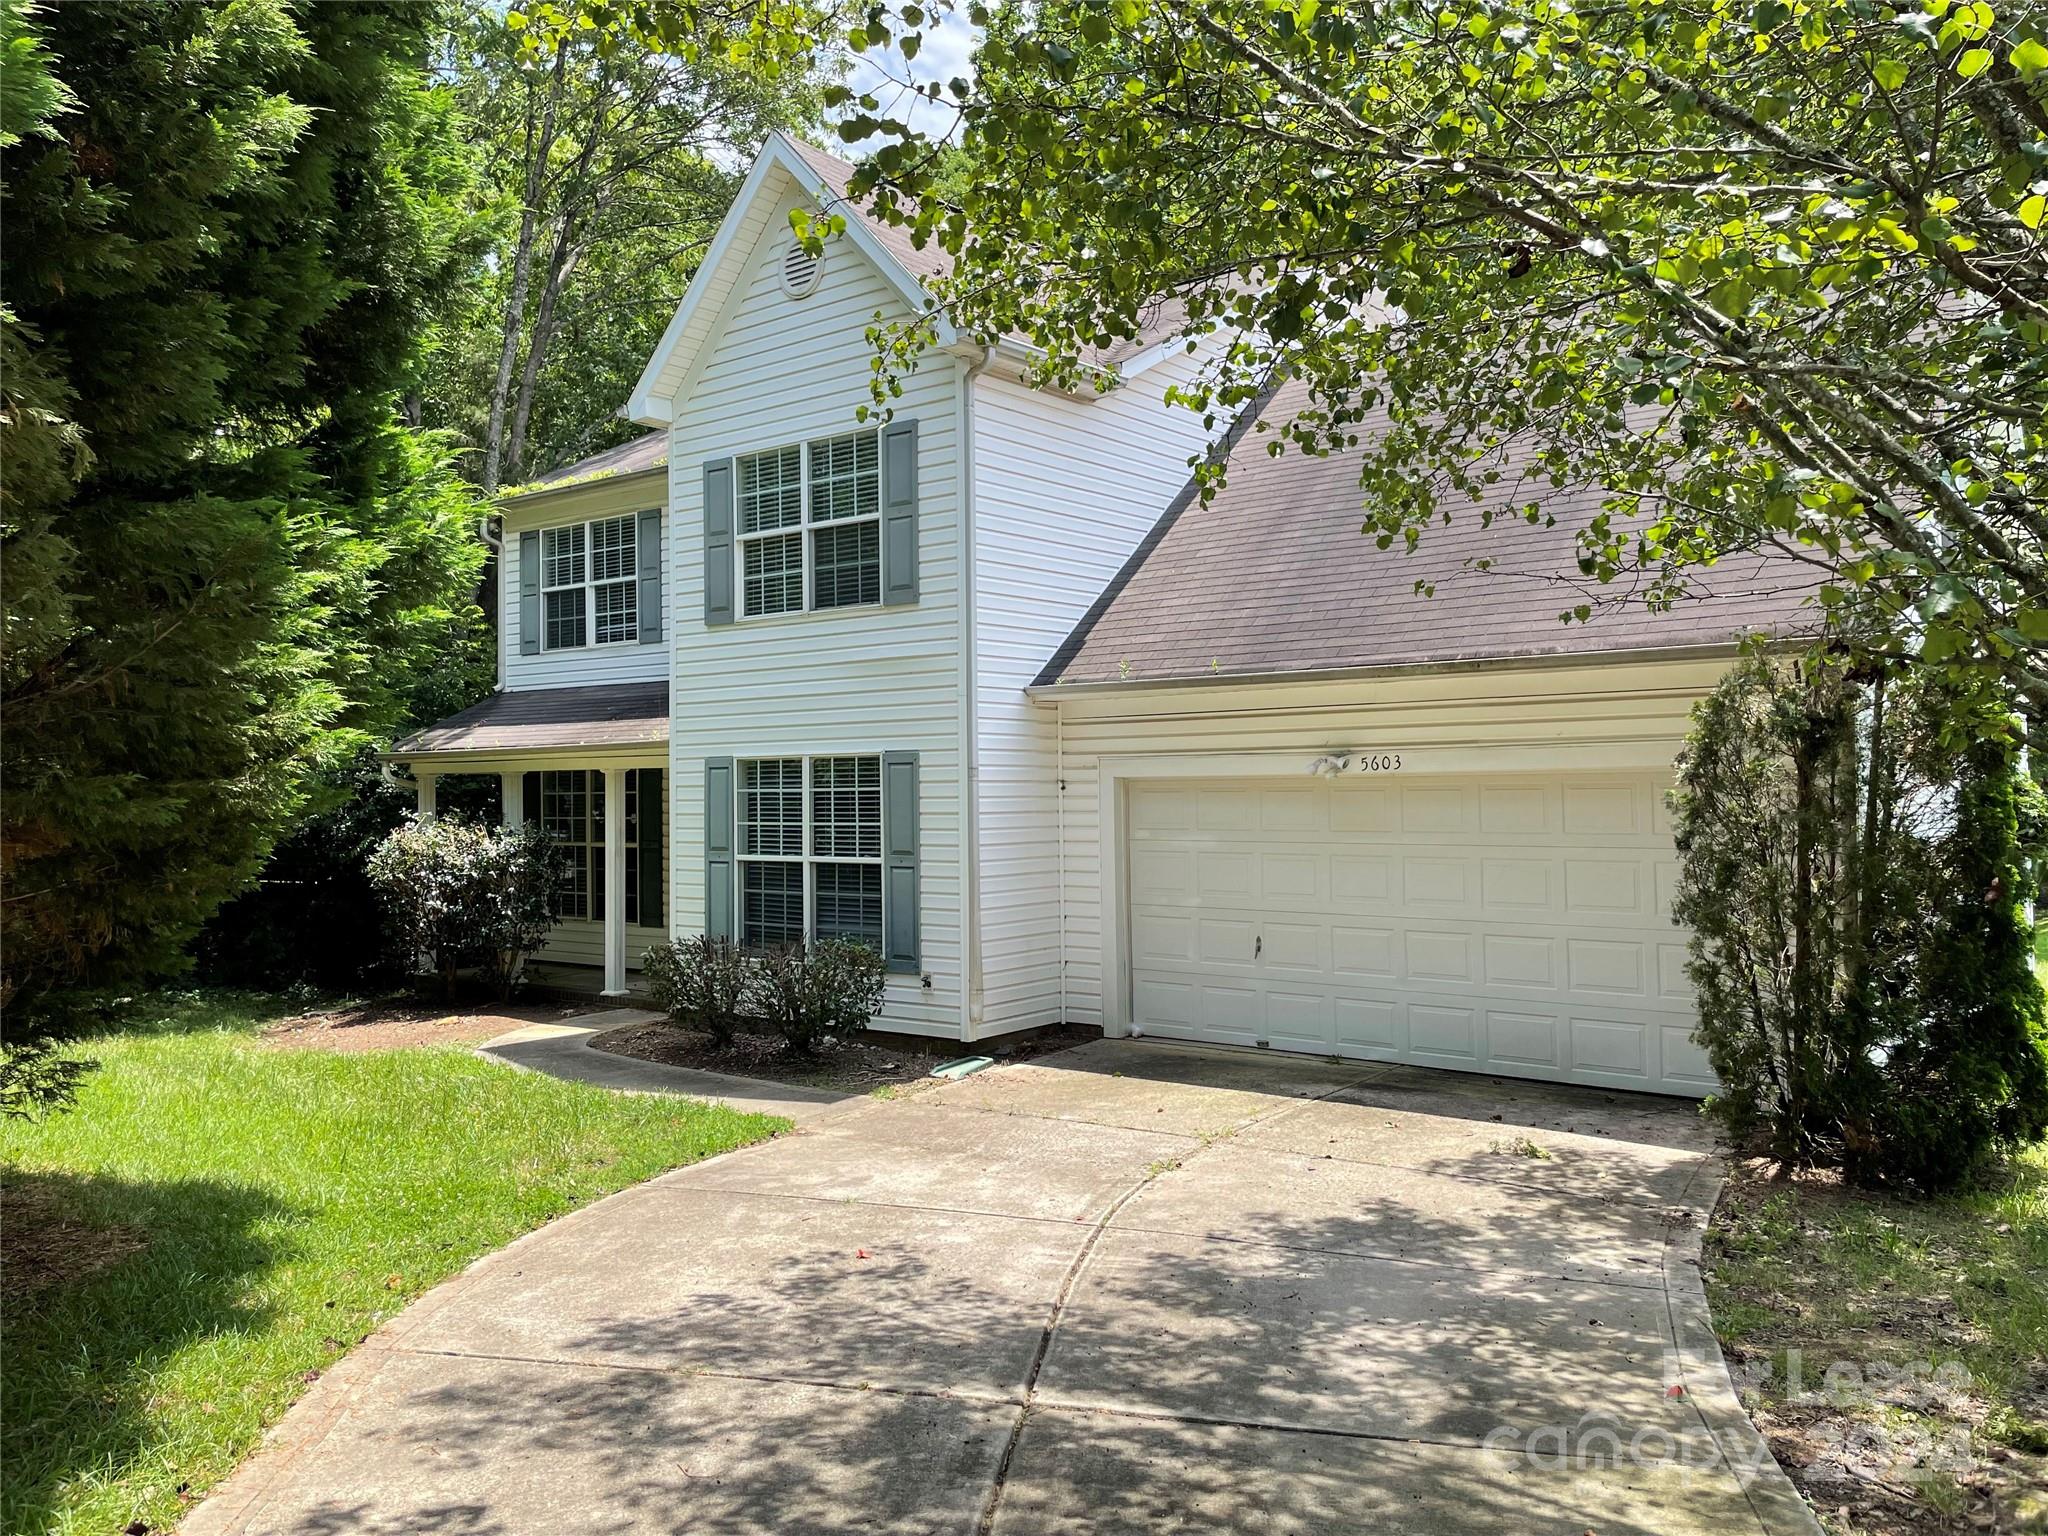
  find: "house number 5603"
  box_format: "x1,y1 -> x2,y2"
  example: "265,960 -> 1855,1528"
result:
1356,754 -> 1402,772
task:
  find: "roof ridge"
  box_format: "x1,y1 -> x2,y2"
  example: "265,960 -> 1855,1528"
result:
1031,373 -> 1290,687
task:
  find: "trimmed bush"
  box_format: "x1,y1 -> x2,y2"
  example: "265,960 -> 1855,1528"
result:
642,935 -> 750,1045
366,817 -> 566,999
749,939 -> 887,1055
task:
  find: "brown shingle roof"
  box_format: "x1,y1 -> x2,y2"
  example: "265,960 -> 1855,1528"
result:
782,137 -> 1191,368
1038,378 -> 1821,686
390,682 -> 667,757
784,136 -> 951,284
522,429 -> 668,491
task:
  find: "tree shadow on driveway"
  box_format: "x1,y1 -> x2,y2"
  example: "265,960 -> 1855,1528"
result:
224,1059 -> 1771,1536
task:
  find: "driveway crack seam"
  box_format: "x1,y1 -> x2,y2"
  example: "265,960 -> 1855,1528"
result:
972,1166 -> 1173,1536
973,1073 -> 1370,1536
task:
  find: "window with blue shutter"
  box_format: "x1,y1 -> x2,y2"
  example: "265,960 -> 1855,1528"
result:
719,424 -> 910,620
721,752 -> 914,970
704,757 -> 735,939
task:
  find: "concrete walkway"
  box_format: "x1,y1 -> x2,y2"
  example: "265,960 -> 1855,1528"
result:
184,1039 -> 1816,1536
477,1010 -> 856,1124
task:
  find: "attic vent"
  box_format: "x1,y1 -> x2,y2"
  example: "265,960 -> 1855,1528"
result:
781,240 -> 822,299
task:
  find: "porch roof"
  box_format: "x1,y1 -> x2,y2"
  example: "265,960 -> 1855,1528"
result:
388,682 -> 667,759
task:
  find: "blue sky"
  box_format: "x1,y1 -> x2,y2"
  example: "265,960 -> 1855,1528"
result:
833,9 -> 978,149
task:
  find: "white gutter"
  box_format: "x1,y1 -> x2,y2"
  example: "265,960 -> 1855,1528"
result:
956,343 -> 995,1042
1024,640 -> 1774,700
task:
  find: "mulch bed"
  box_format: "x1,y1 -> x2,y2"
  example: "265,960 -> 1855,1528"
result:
592,1019 -> 1098,1093
259,996 -> 591,1053
2,1174 -> 147,1296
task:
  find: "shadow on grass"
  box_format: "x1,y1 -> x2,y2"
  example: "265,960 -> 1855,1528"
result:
1,1165 -> 287,1533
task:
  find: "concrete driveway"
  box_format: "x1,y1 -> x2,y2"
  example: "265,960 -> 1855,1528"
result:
187,1039 -> 1816,1535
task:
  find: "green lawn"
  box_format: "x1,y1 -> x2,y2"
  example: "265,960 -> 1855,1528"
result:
1706,1144 -> 2048,1535
1,991 -> 783,1536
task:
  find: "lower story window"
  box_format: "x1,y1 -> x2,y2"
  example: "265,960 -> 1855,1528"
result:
737,755 -> 882,948
538,769 -> 648,925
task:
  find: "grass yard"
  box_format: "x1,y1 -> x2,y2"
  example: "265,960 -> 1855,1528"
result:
1706,1146 -> 2048,1536
1,991 -> 784,1536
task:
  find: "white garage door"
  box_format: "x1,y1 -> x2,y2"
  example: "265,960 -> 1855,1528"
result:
1125,774 -> 1715,1096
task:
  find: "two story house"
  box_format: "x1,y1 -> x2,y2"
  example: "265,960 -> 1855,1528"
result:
389,133 -> 1809,1097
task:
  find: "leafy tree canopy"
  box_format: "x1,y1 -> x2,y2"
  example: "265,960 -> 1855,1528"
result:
1,0 -> 489,1053
800,0 -> 2048,722
424,5 -> 824,489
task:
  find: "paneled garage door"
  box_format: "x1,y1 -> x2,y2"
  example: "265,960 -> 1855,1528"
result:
1125,775 -> 1716,1096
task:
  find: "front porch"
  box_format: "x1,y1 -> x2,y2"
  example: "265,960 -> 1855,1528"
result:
386,683 -> 670,997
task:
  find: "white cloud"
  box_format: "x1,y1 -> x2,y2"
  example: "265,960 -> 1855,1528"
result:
830,10 -> 979,151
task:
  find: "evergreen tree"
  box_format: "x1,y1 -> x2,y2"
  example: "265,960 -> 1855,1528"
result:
0,0 -> 490,1101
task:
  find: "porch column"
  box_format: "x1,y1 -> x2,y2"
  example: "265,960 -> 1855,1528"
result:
501,772 -> 523,830
602,766 -> 628,997
416,771 -> 438,818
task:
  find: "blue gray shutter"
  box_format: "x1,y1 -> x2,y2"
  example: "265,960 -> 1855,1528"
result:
882,750 -> 919,972
704,757 -> 735,940
636,768 -> 664,928
880,418 -> 918,606
521,771 -> 540,824
636,508 -> 663,644
518,529 -> 542,654
703,458 -> 735,626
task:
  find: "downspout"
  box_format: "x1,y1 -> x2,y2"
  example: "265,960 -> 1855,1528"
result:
957,344 -> 995,1042
478,515 -> 506,692
1056,696 -> 1066,1026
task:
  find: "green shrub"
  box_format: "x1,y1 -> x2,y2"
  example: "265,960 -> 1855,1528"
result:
642,935 -> 750,1045
365,817 -> 566,999
1852,734 -> 2048,1189
749,939 -> 886,1055
1671,654 -> 2048,1190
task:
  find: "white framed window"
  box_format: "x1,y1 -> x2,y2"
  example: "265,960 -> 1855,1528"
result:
537,769 -> 648,924
735,430 -> 880,619
736,754 -> 883,948
541,514 -> 638,649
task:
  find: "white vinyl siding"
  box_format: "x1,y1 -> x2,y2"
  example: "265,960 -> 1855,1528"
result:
736,430 -> 881,618
968,347 -> 1224,1036
500,473 -> 668,691
666,183 -> 963,1036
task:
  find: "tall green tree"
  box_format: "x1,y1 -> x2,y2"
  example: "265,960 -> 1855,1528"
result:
810,0 -> 2047,727
0,0 -> 489,1098
425,3 -> 826,489
1669,652 -> 2048,1188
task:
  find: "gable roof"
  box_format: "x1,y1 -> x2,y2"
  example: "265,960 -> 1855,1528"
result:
627,133 -> 952,426
628,133 -> 1203,426
780,136 -> 950,285
1036,378 -> 1820,688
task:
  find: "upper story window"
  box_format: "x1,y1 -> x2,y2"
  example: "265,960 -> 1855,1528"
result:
542,514 -> 638,649
736,430 -> 880,619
